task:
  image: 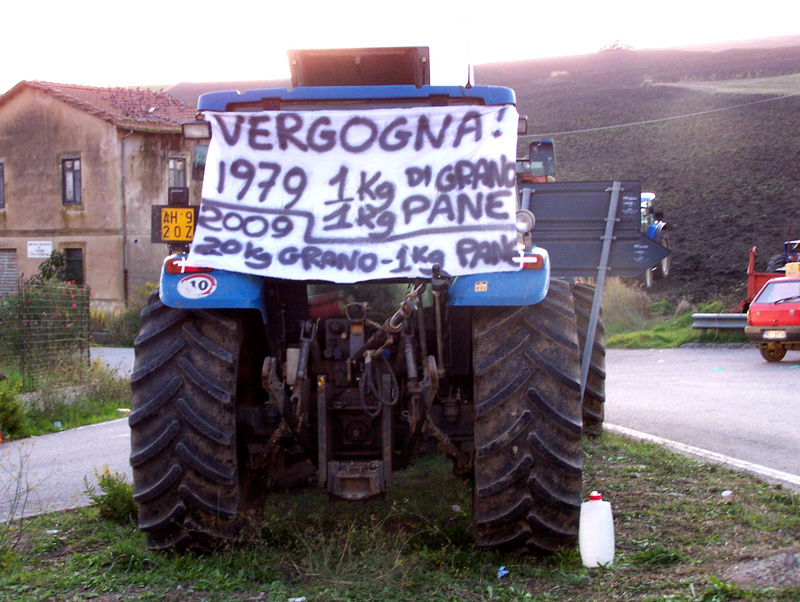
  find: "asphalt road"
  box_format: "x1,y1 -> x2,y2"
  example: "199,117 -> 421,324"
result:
0,418 -> 132,523
1,345 -> 798,521
0,348 -> 134,522
605,346 -> 800,477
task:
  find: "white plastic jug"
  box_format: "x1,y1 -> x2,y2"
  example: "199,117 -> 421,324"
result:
579,491 -> 615,567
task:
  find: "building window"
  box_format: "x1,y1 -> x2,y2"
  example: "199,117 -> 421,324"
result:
0,249 -> 17,297
169,157 -> 186,188
0,162 -> 5,209
192,145 -> 208,181
64,248 -> 84,285
62,158 -> 81,205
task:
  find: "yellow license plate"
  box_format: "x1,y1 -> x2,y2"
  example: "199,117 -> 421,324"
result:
160,207 -> 196,241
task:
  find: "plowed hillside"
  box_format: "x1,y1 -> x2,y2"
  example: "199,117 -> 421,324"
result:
477,44 -> 800,302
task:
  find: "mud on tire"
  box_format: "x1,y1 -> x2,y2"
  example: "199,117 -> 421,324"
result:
571,283 -> 606,436
472,279 -> 583,552
129,291 -> 266,551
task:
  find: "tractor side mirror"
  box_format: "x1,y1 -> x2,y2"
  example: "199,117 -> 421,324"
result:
528,140 -> 556,178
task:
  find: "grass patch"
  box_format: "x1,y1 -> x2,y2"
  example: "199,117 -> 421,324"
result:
660,73 -> 800,96
602,279 -> 748,348
1,437 -> 798,601
0,358 -> 129,440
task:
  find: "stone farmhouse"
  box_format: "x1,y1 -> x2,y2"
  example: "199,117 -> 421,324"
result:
0,82 -> 203,307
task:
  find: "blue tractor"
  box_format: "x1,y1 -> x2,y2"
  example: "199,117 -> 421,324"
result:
766,239 -> 800,273
131,47 -> 669,553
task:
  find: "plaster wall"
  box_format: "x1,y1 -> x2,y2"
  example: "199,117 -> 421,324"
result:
0,87 -> 123,301
121,131 -> 202,294
0,86 -> 202,304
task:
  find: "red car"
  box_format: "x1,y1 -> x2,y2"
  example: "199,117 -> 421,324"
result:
745,276 -> 800,361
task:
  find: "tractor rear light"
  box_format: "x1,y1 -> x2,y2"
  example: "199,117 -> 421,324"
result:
165,257 -> 213,275
512,253 -> 544,270
182,120 -> 212,140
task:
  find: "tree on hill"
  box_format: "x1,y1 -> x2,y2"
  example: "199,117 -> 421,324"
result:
599,40 -> 635,52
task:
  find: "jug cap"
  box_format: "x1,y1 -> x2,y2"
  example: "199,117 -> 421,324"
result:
589,491 -> 602,501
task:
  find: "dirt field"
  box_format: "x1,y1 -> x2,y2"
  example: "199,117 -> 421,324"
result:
477,41 -> 800,302
167,42 -> 800,304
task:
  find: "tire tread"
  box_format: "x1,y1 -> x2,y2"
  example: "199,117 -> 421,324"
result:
472,279 -> 583,553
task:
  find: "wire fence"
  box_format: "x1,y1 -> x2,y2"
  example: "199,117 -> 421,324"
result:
0,279 -> 91,388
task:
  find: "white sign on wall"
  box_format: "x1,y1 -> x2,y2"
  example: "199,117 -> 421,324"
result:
27,241 -> 53,259
186,104 -> 521,283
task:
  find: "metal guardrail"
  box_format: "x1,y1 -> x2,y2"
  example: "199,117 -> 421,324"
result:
691,313 -> 747,330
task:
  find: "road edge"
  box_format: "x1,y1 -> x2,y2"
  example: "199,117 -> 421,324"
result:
606,423 -> 800,493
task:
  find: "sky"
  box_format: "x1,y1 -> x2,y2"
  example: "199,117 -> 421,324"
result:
2,0 -> 799,94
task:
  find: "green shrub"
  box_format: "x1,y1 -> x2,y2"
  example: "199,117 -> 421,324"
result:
0,379 -> 29,440
649,298 -> 674,316
0,295 -> 21,365
84,465 -> 137,524
26,250 -> 68,286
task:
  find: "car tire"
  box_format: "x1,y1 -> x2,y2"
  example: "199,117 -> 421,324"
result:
759,345 -> 786,362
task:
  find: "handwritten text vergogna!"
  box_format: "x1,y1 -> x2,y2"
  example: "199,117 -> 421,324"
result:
187,105 -> 521,282
209,109 -> 507,154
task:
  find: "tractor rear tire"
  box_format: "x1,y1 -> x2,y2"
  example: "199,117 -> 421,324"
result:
767,254 -> 786,273
472,279 -> 583,552
129,292 -> 266,551
654,236 -> 670,280
571,283 -> 606,436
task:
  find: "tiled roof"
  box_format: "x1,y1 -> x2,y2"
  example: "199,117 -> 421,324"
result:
165,79 -> 291,107
0,81 -> 197,133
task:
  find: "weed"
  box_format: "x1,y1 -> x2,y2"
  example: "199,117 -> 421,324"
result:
104,282 -> 157,346
83,465 -> 137,524
602,278 -> 653,334
90,308 -> 107,332
105,308 -> 142,348
0,443 -> 42,552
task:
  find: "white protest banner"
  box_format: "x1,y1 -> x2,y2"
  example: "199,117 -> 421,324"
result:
186,104 -> 520,283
